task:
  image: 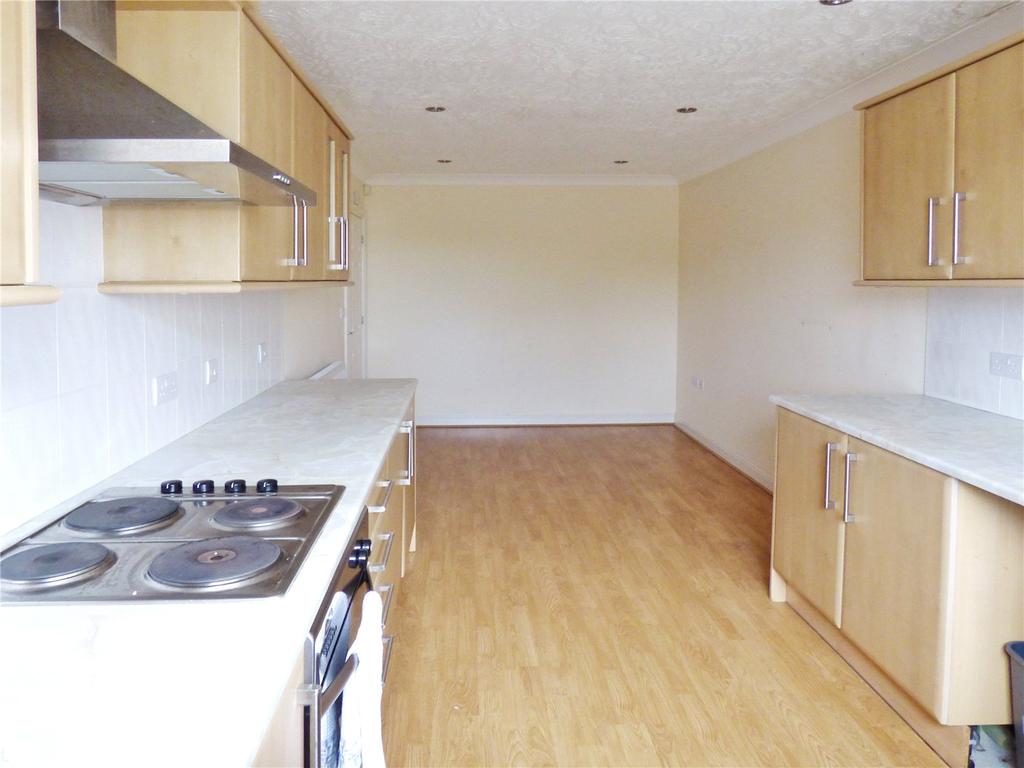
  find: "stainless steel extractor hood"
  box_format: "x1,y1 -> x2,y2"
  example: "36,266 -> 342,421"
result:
35,0 -> 315,207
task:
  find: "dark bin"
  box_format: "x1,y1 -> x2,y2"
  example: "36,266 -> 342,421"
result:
1008,642 -> 1024,768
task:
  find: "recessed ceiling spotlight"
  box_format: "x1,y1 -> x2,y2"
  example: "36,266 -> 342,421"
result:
676,106 -> 698,114
425,106 -> 447,112
819,0 -> 852,5
613,160 -> 629,164
437,159 -> 452,164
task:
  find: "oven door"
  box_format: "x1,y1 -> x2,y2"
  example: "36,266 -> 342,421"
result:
303,512 -> 371,768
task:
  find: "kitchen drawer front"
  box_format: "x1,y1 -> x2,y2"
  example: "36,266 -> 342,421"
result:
367,479 -> 402,601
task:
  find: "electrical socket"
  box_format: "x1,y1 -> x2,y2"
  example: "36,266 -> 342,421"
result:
990,352 -> 1024,380
257,342 -> 268,366
204,359 -> 219,386
151,372 -> 178,407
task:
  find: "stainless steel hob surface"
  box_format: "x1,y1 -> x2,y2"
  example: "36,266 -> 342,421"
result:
0,480 -> 345,603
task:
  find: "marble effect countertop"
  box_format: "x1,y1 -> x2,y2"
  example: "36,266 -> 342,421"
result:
0,378 -> 416,768
770,394 -> 1023,506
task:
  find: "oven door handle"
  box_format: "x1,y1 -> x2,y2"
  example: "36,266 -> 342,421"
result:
299,653 -> 360,768
320,653 -> 359,713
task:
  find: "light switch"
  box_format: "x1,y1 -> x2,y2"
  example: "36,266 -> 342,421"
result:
204,359 -> 219,386
257,343 -> 268,366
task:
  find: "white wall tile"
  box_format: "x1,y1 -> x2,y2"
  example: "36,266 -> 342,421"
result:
57,289 -> 108,394
1,203 -> 345,536
0,399 -> 62,532
59,386 -> 109,496
924,287 -> 1024,419
0,303 -> 59,411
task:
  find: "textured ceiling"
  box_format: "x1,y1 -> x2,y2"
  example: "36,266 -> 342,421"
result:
255,1 -> 1012,180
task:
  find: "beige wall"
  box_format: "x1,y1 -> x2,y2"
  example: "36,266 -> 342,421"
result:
366,184 -> 679,424
676,112 -> 927,488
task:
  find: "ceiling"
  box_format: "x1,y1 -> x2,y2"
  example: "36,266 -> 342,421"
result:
255,1 -> 1014,181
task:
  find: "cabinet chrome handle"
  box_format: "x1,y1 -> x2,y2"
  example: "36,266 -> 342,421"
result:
952,191 -> 965,266
824,442 -> 838,510
298,652 -> 359,768
377,583 -> 394,626
367,479 -> 394,514
368,531 -> 394,574
272,172 -> 292,186
301,200 -> 309,267
842,452 -> 858,524
926,196 -> 939,266
285,195 -> 300,267
399,420 -> 414,484
382,635 -> 394,683
341,215 -> 349,271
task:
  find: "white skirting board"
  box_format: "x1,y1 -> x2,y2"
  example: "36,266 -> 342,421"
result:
419,412 -> 675,427
673,421 -> 774,492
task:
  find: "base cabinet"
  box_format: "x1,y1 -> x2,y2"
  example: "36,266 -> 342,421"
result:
841,438 -> 954,721
772,410 -> 847,626
771,406 -> 1024,765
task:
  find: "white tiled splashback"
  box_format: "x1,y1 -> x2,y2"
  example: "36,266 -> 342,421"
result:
0,201 -> 344,537
925,287 -> 1024,419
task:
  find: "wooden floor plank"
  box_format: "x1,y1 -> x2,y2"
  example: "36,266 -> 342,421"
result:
382,426 -> 942,767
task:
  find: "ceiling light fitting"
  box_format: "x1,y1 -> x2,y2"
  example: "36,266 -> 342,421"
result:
437,159 -> 452,164
425,106 -> 447,112
613,160 -> 629,165
819,0 -> 852,5
676,107 -> 698,114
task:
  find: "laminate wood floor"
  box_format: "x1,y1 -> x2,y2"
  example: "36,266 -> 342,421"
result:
382,426 -> 941,767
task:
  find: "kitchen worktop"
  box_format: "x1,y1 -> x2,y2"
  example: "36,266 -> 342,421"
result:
0,378 -> 416,768
770,393 -> 1024,506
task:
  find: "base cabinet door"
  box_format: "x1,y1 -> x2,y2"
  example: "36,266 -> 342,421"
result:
253,650 -> 304,767
773,409 -> 848,626
841,437 -> 954,720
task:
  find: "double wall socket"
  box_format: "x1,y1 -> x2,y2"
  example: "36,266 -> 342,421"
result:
151,372 -> 178,407
990,352 -> 1024,380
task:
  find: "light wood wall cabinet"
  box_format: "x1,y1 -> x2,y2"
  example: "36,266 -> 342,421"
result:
101,3 -> 352,293
0,0 -> 57,307
770,408 -> 1024,767
859,38 -> 1023,284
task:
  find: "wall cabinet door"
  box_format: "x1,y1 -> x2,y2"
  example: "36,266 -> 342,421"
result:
324,121 -> 351,280
952,43 -> 1024,279
1,0 -> 38,286
772,409 -> 848,627
240,15 -> 293,175
292,82 -> 329,279
841,437 -> 954,720
862,75 -> 955,280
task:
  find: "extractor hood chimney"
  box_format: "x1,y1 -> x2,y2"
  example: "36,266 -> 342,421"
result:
35,0 -> 315,207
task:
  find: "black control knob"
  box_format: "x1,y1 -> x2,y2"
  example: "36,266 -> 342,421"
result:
160,479 -> 183,495
224,479 -> 247,494
348,539 -> 372,568
192,479 -> 215,494
256,478 -> 279,494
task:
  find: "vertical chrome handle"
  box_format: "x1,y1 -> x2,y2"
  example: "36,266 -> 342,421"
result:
823,442 -> 837,510
952,191 -> 965,266
341,215 -> 349,271
366,479 -> 394,514
368,531 -> 394,573
382,635 -> 394,683
377,583 -> 394,626
298,681 -> 321,768
285,195 -> 300,267
842,452 -> 858,524
399,420 -> 414,483
926,196 -> 939,266
301,200 -> 309,267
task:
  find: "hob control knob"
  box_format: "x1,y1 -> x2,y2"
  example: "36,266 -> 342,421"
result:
348,539 -> 372,568
225,479 -> 247,494
160,479 -> 183,495
192,479 -> 215,494
255,478 -> 279,494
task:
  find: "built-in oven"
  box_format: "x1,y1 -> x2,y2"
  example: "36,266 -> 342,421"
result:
301,511 -> 373,768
